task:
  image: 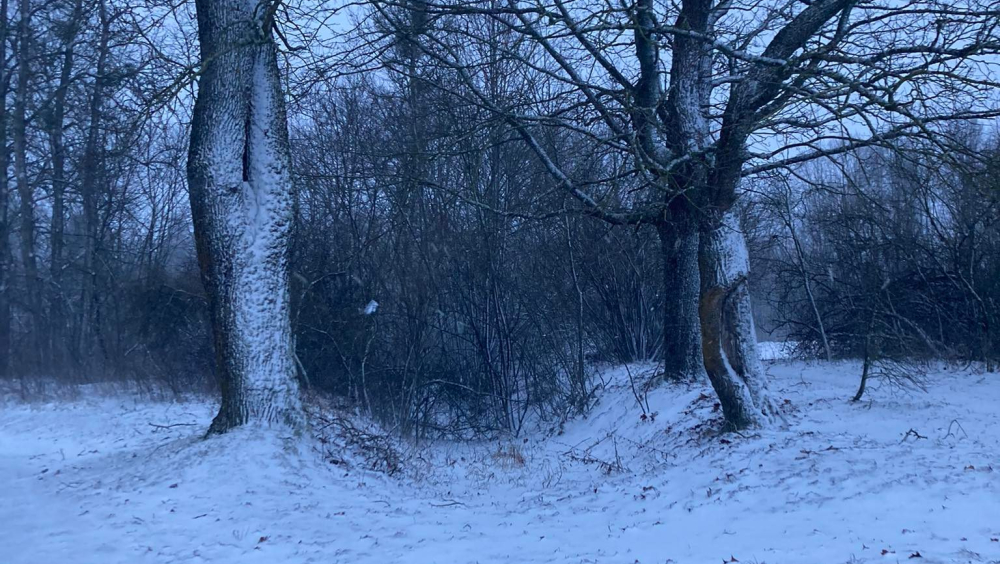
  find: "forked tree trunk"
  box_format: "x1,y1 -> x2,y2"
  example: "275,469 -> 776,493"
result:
188,0 -> 303,434
697,212 -> 774,430
657,220 -> 703,380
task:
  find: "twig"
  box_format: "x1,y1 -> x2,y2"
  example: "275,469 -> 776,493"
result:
430,500 -> 466,507
148,422 -> 198,431
943,419 -> 968,440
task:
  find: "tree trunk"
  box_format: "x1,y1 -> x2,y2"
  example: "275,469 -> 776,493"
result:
657,220 -> 703,381
188,0 -> 303,434
47,0 -> 82,371
852,336 -> 872,402
76,0 -> 109,368
564,215 -> 587,408
0,0 -> 11,380
852,309 -> 877,401
13,0 -> 41,370
697,211 -> 773,430
783,198 -> 831,362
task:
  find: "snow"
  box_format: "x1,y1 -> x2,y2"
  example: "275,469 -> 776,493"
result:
708,211 -> 751,284
2,360 -> 999,564
758,340 -> 798,361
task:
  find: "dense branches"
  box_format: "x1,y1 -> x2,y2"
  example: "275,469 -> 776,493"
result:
1,0 -> 998,435
753,134 -> 1000,372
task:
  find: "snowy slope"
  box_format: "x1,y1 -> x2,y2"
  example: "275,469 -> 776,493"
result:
2,360 -> 999,564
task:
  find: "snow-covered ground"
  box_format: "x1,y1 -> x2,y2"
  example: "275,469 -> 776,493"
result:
2,358 -> 999,564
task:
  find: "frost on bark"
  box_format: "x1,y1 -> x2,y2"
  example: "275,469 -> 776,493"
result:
187,0 -> 303,434
0,0 -> 11,380
698,212 -> 774,430
657,221 -> 703,381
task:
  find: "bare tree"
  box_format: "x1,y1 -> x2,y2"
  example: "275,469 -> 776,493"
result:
0,0 -> 11,380
187,0 -> 303,433
366,0 -> 1000,429
76,0 -> 110,364
46,0 -> 85,370
751,130 -> 1000,386
759,178 -> 832,361
2,0 -> 999,441
13,0 -> 42,369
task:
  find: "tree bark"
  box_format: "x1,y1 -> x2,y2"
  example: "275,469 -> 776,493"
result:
0,0 -> 10,380
657,220 -> 703,381
13,0 -> 41,369
188,0 -> 303,434
852,336 -> 872,402
47,0 -> 83,371
564,215 -> 587,408
76,0 -> 109,368
698,212 -> 774,430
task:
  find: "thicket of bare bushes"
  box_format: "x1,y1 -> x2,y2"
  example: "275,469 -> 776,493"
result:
750,134 -> 1000,372
2,0 -> 998,433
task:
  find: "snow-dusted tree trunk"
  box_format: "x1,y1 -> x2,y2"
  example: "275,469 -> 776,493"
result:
0,0 -> 11,380
188,0 -> 303,434
698,212 -> 774,430
657,221 -> 703,380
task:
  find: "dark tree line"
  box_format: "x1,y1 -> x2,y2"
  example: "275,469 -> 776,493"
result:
751,133 -> 1000,396
1,0 -> 999,435
0,0 -> 206,392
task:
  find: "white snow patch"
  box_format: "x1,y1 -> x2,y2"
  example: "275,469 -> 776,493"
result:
758,340 -> 798,361
2,362 -> 999,563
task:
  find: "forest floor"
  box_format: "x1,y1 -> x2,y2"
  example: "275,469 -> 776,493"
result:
2,353 -> 999,564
